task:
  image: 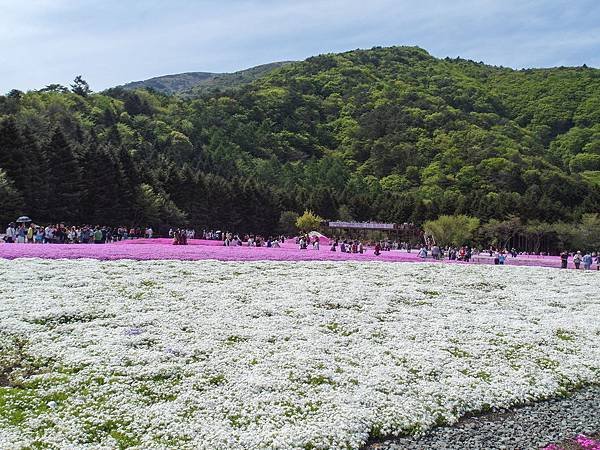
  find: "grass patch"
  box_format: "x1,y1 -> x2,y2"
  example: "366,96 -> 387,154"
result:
555,328 -> 576,342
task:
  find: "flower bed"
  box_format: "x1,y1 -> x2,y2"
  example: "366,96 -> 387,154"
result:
0,259 -> 598,449
0,239 -> 588,269
545,434 -> 600,450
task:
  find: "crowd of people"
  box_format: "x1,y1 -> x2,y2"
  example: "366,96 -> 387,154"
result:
3,222 -> 155,244
296,236 -> 600,270
560,250 -> 600,270
3,221 -> 600,270
170,228 -> 189,245
172,229 -> 288,248
416,245 -> 474,262
418,244 -> 600,269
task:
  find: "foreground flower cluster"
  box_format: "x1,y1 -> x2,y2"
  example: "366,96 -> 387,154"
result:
0,259 -> 598,449
545,434 -> 600,450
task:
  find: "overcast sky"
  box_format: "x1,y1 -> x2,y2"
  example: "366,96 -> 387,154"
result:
1,0 -> 599,93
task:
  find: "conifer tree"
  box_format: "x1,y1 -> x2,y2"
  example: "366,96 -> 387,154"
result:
0,170 -> 25,223
46,128 -> 83,223
0,117 -> 27,190
20,126 -> 50,221
82,142 -> 123,224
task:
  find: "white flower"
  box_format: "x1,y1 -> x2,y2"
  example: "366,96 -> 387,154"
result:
0,259 -> 598,449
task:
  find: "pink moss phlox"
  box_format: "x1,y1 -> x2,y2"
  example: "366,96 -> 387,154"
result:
575,435 -> 600,450
542,444 -> 563,450
0,239 -> 583,267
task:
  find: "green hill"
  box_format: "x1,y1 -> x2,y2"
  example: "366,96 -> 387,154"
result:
120,72 -> 217,94
120,62 -> 293,95
1,45 -> 599,245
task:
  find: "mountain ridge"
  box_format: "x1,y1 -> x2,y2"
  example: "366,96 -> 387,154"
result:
120,61 -> 294,95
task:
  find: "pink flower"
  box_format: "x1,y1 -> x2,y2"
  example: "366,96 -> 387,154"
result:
575,435 -> 600,450
0,239 -> 577,268
542,444 -> 563,450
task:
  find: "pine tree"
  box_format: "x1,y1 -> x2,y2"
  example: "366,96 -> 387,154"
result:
107,126 -> 122,146
70,76 -> 91,97
0,117 -> 27,190
46,128 -> 83,223
0,169 -> 25,224
20,126 -> 50,220
82,143 -> 110,224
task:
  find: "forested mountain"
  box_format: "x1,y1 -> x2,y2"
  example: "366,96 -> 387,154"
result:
121,72 -> 218,94
121,62 -> 292,95
1,45 -> 600,238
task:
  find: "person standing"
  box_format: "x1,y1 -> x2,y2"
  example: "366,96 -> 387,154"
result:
35,227 -> 44,244
465,247 -> 472,262
299,237 -> 306,250
560,251 -> 569,269
93,227 -> 103,244
582,252 -> 592,270
16,224 -> 26,243
26,224 -> 35,243
4,223 -> 16,243
573,251 -> 582,269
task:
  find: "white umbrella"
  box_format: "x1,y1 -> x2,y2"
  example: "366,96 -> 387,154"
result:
16,216 -> 32,223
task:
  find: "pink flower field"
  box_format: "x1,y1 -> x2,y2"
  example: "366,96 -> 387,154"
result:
0,238 -> 587,269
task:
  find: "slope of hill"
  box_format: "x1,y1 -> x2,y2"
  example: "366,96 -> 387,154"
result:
1,45 -> 599,247
120,71 -> 216,94
181,62 -> 294,96
120,62 -> 293,95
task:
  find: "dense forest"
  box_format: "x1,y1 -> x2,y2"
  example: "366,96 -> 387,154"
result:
1,46 -> 600,243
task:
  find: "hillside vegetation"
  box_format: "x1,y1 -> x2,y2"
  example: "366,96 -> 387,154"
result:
1,45 -> 599,241
121,62 -> 292,95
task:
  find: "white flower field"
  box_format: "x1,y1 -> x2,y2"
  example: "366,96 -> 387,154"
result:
0,259 -> 599,449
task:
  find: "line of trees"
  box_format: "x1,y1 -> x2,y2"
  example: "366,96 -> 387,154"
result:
424,214 -> 600,253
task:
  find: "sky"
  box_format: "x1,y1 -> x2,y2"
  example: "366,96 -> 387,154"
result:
1,0 -> 600,93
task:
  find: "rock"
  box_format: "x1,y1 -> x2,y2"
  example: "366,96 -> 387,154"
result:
365,386 -> 600,450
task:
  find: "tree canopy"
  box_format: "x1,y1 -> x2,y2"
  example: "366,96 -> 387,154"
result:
0,47 -> 599,241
